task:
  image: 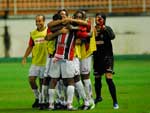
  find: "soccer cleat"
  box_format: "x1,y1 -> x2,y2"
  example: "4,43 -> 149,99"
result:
89,98 -> 95,110
54,102 -> 62,109
48,105 -> 54,110
67,105 -> 77,111
90,103 -> 95,110
45,103 -> 49,109
80,105 -> 91,110
94,97 -> 103,104
32,99 -> 39,108
39,103 -> 44,110
113,103 -> 119,109
39,103 -> 49,110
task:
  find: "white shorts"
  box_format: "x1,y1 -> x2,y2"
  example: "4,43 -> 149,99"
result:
44,57 -> 53,77
73,57 -> 80,76
80,55 -> 92,75
29,65 -> 45,78
49,58 -> 75,78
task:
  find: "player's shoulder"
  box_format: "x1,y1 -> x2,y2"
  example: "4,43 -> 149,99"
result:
105,25 -> 112,29
30,27 -> 47,35
30,29 -> 38,35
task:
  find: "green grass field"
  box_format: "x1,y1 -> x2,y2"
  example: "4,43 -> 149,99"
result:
0,56 -> 150,113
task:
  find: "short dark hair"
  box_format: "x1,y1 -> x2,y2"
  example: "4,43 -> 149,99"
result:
95,13 -> 106,24
73,10 -> 84,19
36,14 -> 45,21
57,9 -> 68,16
53,13 -> 62,20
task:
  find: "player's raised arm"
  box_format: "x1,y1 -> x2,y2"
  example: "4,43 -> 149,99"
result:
45,27 -> 69,41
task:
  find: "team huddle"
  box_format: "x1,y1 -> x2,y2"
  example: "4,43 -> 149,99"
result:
22,9 -> 119,111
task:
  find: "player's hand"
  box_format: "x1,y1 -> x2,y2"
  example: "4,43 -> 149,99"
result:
75,39 -> 81,45
100,25 -> 105,30
21,57 -> 26,65
62,17 -> 71,24
60,27 -> 69,34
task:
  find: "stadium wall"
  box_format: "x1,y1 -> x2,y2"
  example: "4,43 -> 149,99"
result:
0,16 -> 150,57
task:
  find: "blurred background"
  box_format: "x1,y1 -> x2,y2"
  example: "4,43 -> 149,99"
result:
0,0 -> 150,57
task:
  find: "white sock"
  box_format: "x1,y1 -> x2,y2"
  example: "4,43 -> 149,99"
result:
41,85 -> 48,103
39,92 -> 42,103
32,89 -> 39,99
56,81 -> 63,99
67,85 -> 74,105
83,79 -> 93,99
48,89 -> 55,105
75,80 -> 87,100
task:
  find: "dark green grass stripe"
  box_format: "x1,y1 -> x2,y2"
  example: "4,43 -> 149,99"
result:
0,57 -> 32,63
0,54 -> 150,63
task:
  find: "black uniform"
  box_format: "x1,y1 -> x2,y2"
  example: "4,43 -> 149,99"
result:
93,25 -> 115,76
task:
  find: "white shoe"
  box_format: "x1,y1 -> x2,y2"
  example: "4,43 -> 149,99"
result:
67,105 -> 77,111
48,104 -> 54,110
113,103 -> 119,109
90,103 -> 95,110
89,98 -> 95,110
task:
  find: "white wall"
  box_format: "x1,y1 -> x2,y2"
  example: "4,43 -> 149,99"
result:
0,16 -> 150,57
108,16 -> 150,55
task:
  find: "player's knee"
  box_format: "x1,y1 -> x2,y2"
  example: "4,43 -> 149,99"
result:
105,73 -> 112,79
29,76 -> 36,83
50,78 -> 58,88
81,73 -> 90,80
74,75 -> 80,82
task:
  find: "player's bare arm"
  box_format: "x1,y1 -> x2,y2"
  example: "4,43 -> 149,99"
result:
47,18 -> 71,28
22,46 -> 33,65
45,27 -> 69,41
71,18 -> 88,26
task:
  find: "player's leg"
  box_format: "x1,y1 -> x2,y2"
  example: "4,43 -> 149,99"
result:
93,58 -> 103,104
29,65 -> 40,108
81,56 -> 95,109
61,60 -> 76,110
73,57 -> 88,107
39,77 -> 50,109
37,66 -> 46,108
40,57 -> 52,109
105,73 -> 119,109
105,57 -> 119,109
48,78 -> 59,110
74,75 -> 90,110
55,79 -> 66,109
48,58 -> 60,110
94,75 -> 103,104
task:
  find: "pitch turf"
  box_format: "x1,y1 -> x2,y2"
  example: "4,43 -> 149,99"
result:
0,56 -> 150,113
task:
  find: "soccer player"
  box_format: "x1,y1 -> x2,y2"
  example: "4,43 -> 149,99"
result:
39,13 -> 64,110
22,15 -> 47,108
46,9 -> 92,110
39,21 -> 56,110
45,9 -> 76,110
72,10 -> 92,110
74,10 -> 96,110
93,13 -> 119,109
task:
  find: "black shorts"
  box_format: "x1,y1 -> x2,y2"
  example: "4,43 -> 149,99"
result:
93,55 -> 114,76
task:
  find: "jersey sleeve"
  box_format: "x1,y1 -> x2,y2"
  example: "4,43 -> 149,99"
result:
87,20 -> 91,32
105,26 -> 115,40
77,26 -> 89,39
47,27 -> 52,34
28,37 -> 34,47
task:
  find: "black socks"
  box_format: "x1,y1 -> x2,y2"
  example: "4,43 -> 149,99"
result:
94,77 -> 102,99
106,78 -> 117,104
